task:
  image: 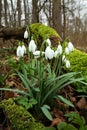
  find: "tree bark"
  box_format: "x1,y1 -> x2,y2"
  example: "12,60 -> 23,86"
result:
17,0 -> 21,26
0,0 -> 2,25
4,0 -> 8,26
32,0 -> 39,23
52,0 -> 62,37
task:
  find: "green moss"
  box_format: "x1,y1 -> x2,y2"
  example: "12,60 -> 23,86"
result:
66,49 -> 87,92
0,98 -> 45,130
29,23 -> 62,46
67,49 -> 87,76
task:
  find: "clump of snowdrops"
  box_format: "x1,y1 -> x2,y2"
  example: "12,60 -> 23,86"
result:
0,29 -> 86,121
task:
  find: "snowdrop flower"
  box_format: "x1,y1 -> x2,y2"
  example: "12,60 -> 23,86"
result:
16,46 -> 24,57
45,46 -> 54,60
21,45 -> 26,54
46,38 -> 51,47
54,50 -> 58,58
24,30 -> 28,39
57,44 -> 62,55
65,60 -> 70,68
65,47 -> 70,55
29,40 -> 37,52
68,42 -> 74,52
33,51 -> 45,58
62,55 -> 66,62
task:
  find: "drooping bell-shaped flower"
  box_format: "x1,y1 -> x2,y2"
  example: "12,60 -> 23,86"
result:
29,40 -> 37,53
45,46 -> 54,60
24,30 -> 28,39
33,50 -> 45,58
46,38 -> 51,47
68,42 -> 74,52
21,45 -> 26,54
65,60 -> 70,68
54,50 -> 58,58
62,55 -> 66,62
57,44 -> 62,55
65,47 -> 70,55
16,46 -> 24,57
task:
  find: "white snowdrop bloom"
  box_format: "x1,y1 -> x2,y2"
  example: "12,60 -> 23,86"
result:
45,46 -> 54,60
57,44 -> 62,55
65,60 -> 70,68
65,47 -> 70,55
16,46 -> 24,57
21,45 -> 26,54
29,40 -> 37,52
54,50 -> 58,58
68,42 -> 74,52
62,55 -> 66,62
33,51 -> 45,58
46,38 -> 51,47
24,30 -> 28,39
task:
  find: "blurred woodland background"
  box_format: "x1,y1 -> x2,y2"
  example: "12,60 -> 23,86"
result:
0,0 -> 87,50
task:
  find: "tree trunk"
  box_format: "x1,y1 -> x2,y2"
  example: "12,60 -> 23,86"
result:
52,0 -> 62,37
4,0 -> 8,26
17,0 -> 21,27
32,0 -> 39,23
62,0 -> 66,40
0,0 -> 2,25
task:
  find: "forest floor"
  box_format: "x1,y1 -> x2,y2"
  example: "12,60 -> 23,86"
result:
0,41 -> 87,130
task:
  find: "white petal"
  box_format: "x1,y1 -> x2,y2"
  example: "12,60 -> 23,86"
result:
16,46 -> 24,57
57,44 -> 62,55
45,46 -> 54,60
68,42 -> 74,52
62,55 -> 66,62
21,45 -> 26,54
46,39 -> 51,47
65,60 -> 70,68
29,40 -> 37,52
54,50 -> 58,58
65,47 -> 70,55
24,30 -> 28,39
33,51 -> 45,56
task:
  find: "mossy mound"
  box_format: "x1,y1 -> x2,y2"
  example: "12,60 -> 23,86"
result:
67,49 -> 87,77
66,49 -> 87,92
0,98 -> 45,130
29,23 -> 62,46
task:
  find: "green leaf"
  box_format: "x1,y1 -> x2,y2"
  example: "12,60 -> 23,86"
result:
64,124 -> 78,130
58,122 -> 78,130
43,127 -> 56,130
56,95 -> 74,107
41,105 -> 53,121
0,88 -> 29,96
57,122 -> 67,130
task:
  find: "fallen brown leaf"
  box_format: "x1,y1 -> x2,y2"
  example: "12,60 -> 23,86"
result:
76,97 -> 87,110
51,118 -> 62,127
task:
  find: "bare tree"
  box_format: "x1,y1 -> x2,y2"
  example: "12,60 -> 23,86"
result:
17,0 -> 21,26
32,0 -> 39,23
0,0 -> 2,25
4,0 -> 8,26
52,0 -> 62,37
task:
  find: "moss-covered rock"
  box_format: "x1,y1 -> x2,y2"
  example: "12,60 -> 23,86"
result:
67,49 -> 87,77
0,98 -> 45,130
66,49 -> 87,92
29,23 -> 62,46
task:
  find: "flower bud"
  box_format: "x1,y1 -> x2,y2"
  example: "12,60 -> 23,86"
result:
24,30 -> 28,39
